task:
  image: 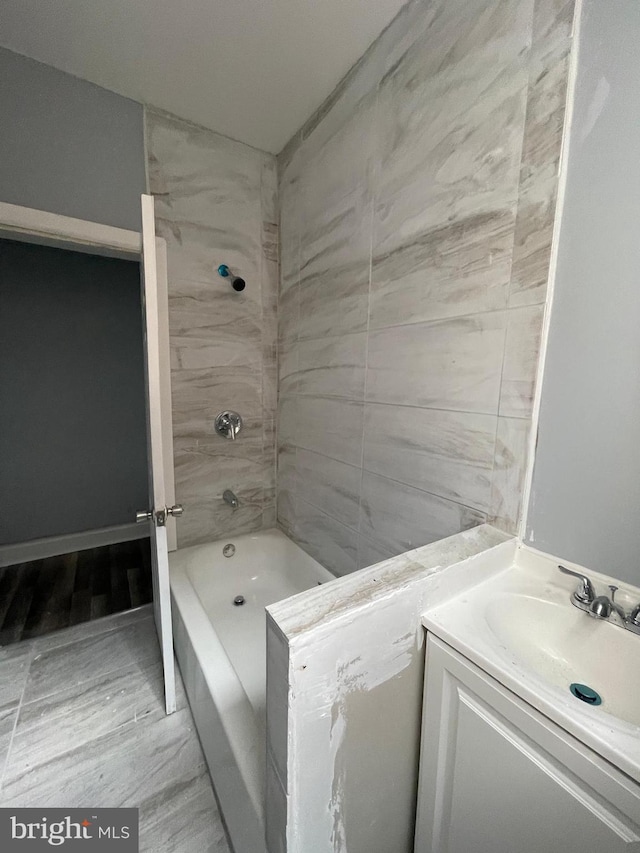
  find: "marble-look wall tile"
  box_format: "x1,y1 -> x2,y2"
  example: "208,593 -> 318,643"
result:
169,315 -> 261,365
298,268 -> 369,341
366,313 -> 507,414
147,109 -> 262,236
295,449 -> 361,530
146,109 -> 278,548
373,0 -> 532,256
156,218 -> 260,293
356,534 -> 394,571
296,333 -> 367,399
509,2 -> 574,307
298,94 -> 375,344
279,150 -> 302,296
296,396 -> 364,467
167,276 -> 261,333
359,471 -> 486,557
278,342 -> 299,397
261,155 -> 279,229
276,396 -> 298,449
363,404 -> 496,513
263,360 -> 278,423
489,416 -> 531,532
170,334 -> 262,371
176,490 -> 264,547
276,0 -> 575,565
263,419 -> 277,502
299,95 -> 375,287
499,304 -> 544,418
276,488 -> 297,539
278,283 -> 300,348
370,210 -> 513,330
174,442 -> 266,499
172,408 -> 262,448
262,504 -> 277,529
290,498 -> 358,577
171,367 -> 263,420
277,444 -> 297,492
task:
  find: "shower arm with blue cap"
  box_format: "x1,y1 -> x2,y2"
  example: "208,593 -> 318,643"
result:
218,264 -> 246,292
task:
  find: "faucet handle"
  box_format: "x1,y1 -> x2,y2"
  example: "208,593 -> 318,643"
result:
628,603 -> 640,627
558,565 -> 596,604
215,410 -> 243,440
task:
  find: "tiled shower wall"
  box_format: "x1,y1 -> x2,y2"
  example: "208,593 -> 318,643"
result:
277,0 -> 575,574
146,109 -> 278,548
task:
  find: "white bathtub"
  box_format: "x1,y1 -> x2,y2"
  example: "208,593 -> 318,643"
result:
170,528 -> 333,853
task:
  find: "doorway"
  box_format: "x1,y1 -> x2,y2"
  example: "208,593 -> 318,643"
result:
0,237 -> 152,642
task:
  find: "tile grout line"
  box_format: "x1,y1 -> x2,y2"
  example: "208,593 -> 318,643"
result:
1,642 -> 34,791
286,394 -> 530,420
291,295 -> 546,344
356,83 -> 381,569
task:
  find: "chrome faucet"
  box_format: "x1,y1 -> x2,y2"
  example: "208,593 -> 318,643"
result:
558,565 -> 640,634
629,604 -> 640,632
223,489 -> 239,509
591,585 -> 626,623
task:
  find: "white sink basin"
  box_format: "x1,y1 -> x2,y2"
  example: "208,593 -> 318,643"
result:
484,593 -> 640,726
423,545 -> 640,784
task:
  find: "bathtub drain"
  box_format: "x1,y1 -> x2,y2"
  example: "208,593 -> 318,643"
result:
233,595 -> 246,606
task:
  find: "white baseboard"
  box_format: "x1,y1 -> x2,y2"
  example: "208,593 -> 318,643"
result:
0,523 -> 148,568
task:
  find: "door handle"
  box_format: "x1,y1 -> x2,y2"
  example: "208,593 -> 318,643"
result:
136,505 -> 183,526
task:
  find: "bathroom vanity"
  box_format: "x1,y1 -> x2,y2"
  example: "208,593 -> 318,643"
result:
416,547 -> 640,853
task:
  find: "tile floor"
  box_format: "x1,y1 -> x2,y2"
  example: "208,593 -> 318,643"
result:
0,605 -> 231,853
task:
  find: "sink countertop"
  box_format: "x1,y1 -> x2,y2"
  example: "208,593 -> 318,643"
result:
422,544 -> 640,785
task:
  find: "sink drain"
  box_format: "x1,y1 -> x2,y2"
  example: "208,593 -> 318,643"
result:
570,683 -> 602,706
233,595 -> 245,606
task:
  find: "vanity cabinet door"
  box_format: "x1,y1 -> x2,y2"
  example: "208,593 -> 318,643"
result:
415,635 -> 640,853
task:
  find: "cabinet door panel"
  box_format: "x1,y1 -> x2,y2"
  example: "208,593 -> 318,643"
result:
416,635 -> 640,853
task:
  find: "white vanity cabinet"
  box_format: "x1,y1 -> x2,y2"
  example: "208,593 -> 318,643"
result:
415,635 -> 640,853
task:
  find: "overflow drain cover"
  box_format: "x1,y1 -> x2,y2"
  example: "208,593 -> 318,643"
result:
233,595 -> 245,606
569,683 -> 602,706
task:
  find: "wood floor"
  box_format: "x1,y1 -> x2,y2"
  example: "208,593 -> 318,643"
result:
0,537 -> 153,645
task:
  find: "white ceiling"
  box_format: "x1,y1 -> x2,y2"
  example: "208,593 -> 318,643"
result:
0,0 -> 407,154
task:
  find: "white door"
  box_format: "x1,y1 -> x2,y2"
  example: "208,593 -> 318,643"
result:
139,193 -> 178,715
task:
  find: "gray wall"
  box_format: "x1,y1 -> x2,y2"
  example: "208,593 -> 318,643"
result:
526,0 -> 640,586
0,238 -> 149,545
0,47 -> 146,230
277,0 -> 576,576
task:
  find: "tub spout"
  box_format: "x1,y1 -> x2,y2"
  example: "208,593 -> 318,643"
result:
223,489 -> 239,509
